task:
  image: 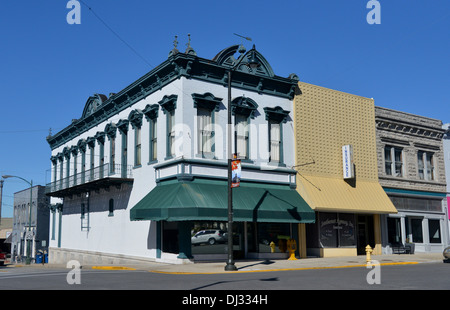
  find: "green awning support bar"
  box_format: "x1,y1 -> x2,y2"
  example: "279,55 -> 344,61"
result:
130,179 -> 315,223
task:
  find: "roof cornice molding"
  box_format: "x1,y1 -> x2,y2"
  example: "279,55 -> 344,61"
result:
375,116 -> 445,141
47,49 -> 299,150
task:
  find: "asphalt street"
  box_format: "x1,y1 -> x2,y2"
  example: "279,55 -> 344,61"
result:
0,261 -> 448,291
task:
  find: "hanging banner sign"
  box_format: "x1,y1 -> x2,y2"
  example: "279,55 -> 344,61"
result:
342,144 -> 355,179
231,159 -> 241,188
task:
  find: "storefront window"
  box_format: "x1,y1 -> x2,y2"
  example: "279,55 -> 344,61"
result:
162,221 -> 179,254
191,221 -> 229,255
319,212 -> 356,248
387,217 -> 401,244
339,213 -> 356,247
190,221 -> 292,255
257,223 -> 290,253
319,213 -> 338,247
410,218 -> 423,243
428,219 -> 441,243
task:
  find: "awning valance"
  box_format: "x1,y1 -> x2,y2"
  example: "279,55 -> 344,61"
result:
130,179 -> 315,223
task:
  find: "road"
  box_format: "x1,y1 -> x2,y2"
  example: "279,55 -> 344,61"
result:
0,262 -> 448,291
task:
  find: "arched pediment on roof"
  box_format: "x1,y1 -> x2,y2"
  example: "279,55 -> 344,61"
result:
212,45 -> 275,78
82,94 -> 108,118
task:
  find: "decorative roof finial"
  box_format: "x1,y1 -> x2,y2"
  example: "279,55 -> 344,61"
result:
185,33 -> 197,56
169,35 -> 179,57
186,33 -> 191,48
174,35 -> 178,49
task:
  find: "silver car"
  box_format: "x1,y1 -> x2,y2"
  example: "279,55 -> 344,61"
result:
191,230 -> 227,245
444,246 -> 450,261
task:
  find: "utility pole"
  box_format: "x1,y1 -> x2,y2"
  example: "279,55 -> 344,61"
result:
0,179 -> 3,225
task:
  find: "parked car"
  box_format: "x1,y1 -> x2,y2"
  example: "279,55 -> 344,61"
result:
444,246 -> 450,260
191,230 -> 227,245
0,252 -> 5,266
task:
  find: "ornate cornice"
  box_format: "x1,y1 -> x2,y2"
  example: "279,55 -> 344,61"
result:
46,47 -> 299,150
375,118 -> 445,140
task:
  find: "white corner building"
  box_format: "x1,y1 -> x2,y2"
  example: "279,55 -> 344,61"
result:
45,43 -> 315,265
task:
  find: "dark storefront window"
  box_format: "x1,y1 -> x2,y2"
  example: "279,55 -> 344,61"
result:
428,219 -> 441,244
410,218 -> 423,243
162,221 -> 179,254
320,213 -> 338,247
387,217 -> 401,244
319,212 -> 356,248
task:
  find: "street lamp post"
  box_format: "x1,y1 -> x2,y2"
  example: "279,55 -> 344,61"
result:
2,175 -> 33,264
224,44 -> 260,271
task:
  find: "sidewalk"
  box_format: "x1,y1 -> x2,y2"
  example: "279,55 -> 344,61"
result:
8,252 -> 446,274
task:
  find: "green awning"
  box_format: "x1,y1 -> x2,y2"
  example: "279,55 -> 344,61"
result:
130,179 -> 315,223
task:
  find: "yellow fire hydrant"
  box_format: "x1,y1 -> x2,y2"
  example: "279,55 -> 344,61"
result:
365,245 -> 373,263
269,241 -> 275,253
287,239 -> 297,260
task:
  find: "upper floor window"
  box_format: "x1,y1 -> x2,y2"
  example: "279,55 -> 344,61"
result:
150,119 -> 157,162
135,127 -> 142,166
418,151 -> 435,181
232,97 -> 258,161
264,106 -> 289,164
192,93 -> 222,159
159,94 -> 178,159
105,123 -> 117,174
269,120 -> 281,163
129,109 -> 144,167
235,114 -> 249,159
167,110 -> 175,158
197,107 -> 214,157
144,104 -> 159,163
384,146 -> 403,177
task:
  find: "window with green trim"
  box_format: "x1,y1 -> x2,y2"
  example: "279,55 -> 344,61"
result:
143,104 -> 159,163
110,137 -> 116,173
197,107 -> 214,157
269,120 -> 281,163
264,106 -> 289,165
235,113 -> 249,160
135,126 -> 142,166
167,109 -> 175,158
150,118 -> 157,162
159,94 -> 178,159
192,93 -> 222,159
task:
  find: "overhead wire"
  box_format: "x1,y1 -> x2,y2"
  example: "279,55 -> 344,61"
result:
78,0 -> 154,69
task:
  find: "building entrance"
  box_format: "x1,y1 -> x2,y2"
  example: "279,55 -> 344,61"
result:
356,215 -> 375,255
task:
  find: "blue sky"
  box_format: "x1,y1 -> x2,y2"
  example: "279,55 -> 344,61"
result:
0,1 -> 449,218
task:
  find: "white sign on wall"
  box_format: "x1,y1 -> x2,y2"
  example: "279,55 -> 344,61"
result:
342,145 -> 355,179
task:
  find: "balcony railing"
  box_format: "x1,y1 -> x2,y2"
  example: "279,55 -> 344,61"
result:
46,163 -> 133,195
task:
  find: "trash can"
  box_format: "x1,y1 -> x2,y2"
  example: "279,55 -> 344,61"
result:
44,254 -> 48,263
405,243 -> 415,254
35,254 -> 43,264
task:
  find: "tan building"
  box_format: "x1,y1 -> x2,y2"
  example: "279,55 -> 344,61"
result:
293,82 -> 397,257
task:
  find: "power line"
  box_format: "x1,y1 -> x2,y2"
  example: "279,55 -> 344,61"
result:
78,0 -> 154,69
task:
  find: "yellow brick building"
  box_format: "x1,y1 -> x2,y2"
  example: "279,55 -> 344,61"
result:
293,82 -> 397,257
